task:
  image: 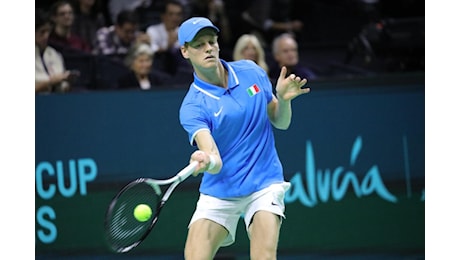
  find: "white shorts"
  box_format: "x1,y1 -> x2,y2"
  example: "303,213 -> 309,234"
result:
188,182 -> 291,247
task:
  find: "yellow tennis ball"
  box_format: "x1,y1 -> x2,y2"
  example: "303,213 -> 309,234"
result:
133,204 -> 152,222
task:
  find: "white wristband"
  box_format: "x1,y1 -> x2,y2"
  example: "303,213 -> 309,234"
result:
207,154 -> 216,171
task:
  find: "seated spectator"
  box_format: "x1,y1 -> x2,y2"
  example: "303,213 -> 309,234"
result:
117,43 -> 170,90
107,0 -> 152,25
71,0 -> 107,51
232,34 -> 269,74
36,8 -> 79,94
48,0 -> 91,53
145,0 -> 190,76
190,0 -> 232,51
239,0 -> 304,46
269,33 -> 317,82
93,10 -> 150,62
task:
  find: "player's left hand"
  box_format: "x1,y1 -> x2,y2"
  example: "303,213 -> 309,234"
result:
275,66 -> 310,101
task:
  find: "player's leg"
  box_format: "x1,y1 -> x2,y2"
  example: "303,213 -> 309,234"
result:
244,182 -> 291,259
184,219 -> 228,259
184,193 -> 243,259
248,210 -> 281,260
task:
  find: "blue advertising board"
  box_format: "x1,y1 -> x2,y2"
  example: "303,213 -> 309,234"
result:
36,73 -> 424,258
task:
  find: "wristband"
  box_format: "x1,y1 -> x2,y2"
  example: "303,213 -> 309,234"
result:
207,154 -> 216,171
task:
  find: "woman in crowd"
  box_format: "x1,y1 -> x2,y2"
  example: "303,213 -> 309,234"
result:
232,33 -> 269,74
36,8 -> 78,94
117,43 -> 170,90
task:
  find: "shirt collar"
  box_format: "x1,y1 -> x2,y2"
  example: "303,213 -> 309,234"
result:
192,60 -> 239,99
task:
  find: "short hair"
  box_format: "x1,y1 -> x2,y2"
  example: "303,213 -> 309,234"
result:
116,10 -> 139,26
124,43 -> 154,67
49,0 -> 73,16
36,8 -> 51,30
161,0 -> 184,14
271,33 -> 297,56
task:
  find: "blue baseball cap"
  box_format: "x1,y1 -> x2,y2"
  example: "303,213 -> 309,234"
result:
178,17 -> 220,46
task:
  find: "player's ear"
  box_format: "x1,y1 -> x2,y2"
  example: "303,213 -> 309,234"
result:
180,45 -> 189,59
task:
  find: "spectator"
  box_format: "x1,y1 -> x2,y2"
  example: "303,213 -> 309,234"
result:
71,0 -> 107,51
269,33 -> 317,82
117,43 -> 170,90
48,0 -> 91,53
93,10 -> 150,61
145,0 -> 188,76
107,0 -> 152,25
232,33 -> 269,74
146,0 -> 183,55
35,8 -> 79,94
239,0 -> 303,46
190,0 -> 232,51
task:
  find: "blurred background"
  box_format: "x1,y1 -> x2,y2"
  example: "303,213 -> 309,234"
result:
35,0 -> 424,91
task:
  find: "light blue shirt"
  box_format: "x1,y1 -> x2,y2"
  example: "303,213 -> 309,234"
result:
179,59 -> 284,198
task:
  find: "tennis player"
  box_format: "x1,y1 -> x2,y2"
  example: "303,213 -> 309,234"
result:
178,17 -> 310,259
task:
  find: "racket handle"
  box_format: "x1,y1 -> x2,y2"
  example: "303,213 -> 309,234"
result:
176,161 -> 199,181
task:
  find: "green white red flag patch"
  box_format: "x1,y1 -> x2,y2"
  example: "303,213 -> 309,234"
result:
247,84 -> 260,97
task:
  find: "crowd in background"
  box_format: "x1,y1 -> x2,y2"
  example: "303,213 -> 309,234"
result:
36,0 -> 424,94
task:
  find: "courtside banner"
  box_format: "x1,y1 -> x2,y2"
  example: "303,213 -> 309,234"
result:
36,73 -> 424,257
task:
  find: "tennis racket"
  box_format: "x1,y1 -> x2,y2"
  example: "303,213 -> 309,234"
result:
104,161 -> 198,253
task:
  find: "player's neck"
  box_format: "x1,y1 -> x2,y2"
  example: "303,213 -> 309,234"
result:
197,62 -> 228,88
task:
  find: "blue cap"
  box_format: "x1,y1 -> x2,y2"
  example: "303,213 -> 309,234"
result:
178,17 -> 220,46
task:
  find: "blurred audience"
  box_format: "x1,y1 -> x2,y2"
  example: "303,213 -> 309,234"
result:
36,8 -> 79,94
232,34 -> 270,74
190,0 -> 232,51
146,0 -> 182,55
48,0 -> 92,53
269,33 -> 317,82
117,43 -> 170,90
92,10 -> 150,61
145,0 -> 190,76
36,0 -> 419,92
71,0 -> 107,51
239,0 -> 303,46
107,0 -> 152,25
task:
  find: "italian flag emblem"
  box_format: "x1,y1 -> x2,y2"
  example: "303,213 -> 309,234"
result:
247,84 -> 260,97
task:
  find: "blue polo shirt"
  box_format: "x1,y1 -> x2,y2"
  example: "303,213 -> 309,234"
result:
179,59 -> 284,198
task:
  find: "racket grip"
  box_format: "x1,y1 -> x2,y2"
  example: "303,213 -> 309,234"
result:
177,161 -> 199,181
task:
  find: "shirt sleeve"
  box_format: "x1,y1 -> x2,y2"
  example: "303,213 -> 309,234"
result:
179,93 -> 211,146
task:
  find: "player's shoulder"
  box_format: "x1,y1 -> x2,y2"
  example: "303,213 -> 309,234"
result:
228,59 -> 258,69
228,59 -> 266,75
181,84 -> 204,105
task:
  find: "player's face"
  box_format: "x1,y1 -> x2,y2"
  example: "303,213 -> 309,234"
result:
182,29 -> 219,69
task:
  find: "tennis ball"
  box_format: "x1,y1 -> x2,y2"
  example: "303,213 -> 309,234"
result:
133,204 -> 152,222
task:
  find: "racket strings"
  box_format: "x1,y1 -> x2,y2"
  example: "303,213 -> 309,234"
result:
105,181 -> 160,252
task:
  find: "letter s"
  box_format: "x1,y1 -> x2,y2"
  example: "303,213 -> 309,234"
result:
36,206 -> 57,244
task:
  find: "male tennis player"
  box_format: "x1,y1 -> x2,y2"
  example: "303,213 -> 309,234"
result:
178,17 -> 310,259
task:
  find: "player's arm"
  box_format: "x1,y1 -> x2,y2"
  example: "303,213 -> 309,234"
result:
268,94 -> 291,130
268,66 -> 310,130
190,130 -> 222,175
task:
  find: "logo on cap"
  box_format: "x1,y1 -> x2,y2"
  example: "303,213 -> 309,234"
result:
178,17 -> 220,46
